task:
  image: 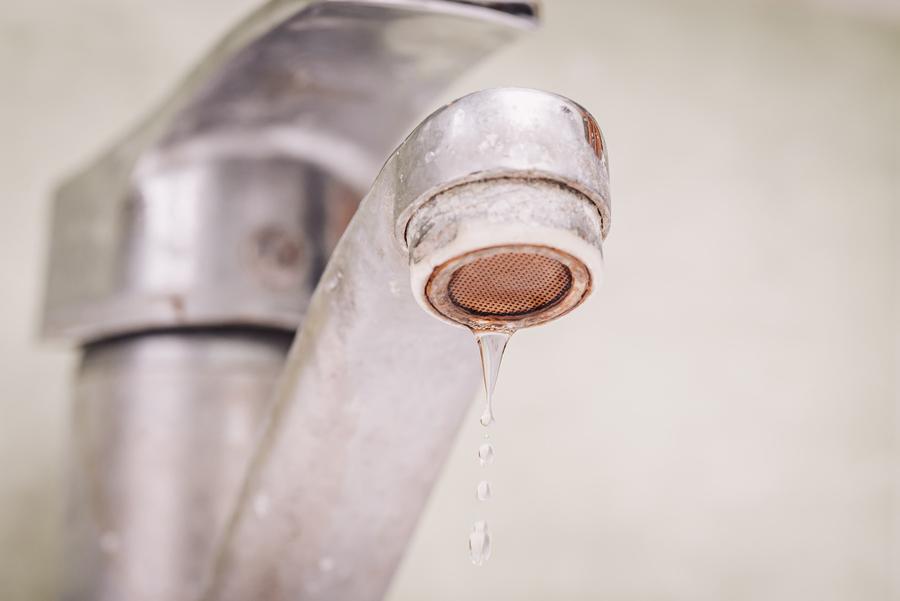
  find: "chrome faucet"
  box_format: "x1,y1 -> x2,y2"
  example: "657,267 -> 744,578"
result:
42,2 -> 610,600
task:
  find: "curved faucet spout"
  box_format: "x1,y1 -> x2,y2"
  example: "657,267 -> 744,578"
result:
206,87 -> 609,601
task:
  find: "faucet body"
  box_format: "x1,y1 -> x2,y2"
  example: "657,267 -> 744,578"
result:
43,0 -> 537,340
45,2 -> 537,599
42,2 -> 609,600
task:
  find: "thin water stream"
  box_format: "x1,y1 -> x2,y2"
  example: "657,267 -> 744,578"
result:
468,330 -> 511,566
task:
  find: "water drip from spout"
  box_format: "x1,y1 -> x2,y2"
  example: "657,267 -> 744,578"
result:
468,329 -> 511,566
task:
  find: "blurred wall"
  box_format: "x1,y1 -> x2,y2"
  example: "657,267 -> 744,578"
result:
0,1 -> 897,600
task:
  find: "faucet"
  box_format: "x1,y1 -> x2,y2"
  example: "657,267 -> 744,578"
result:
41,2 -> 610,600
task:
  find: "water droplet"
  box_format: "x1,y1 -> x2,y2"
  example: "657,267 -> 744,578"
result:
468,331 -> 510,565
424,150 -> 436,163
477,442 -> 494,466
468,520 -> 492,566
475,331 -> 510,428
476,480 -> 492,501
326,270 -> 343,291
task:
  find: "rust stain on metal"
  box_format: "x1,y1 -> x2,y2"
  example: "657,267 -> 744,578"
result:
255,226 -> 302,268
580,110 -> 604,159
250,225 -> 305,290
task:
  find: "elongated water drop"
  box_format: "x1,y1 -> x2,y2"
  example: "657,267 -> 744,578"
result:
477,442 -> 494,466
475,331 -> 510,427
468,520 -> 492,566
476,480 -> 492,501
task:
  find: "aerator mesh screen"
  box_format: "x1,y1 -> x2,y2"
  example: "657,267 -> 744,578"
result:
447,252 -> 573,317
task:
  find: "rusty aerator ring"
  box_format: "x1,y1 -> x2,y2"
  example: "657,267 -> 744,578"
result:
424,244 -> 592,331
404,177 -> 606,332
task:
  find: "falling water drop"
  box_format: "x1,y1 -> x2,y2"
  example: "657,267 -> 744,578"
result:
475,331 -> 511,428
479,406 -> 493,428
476,480 -> 492,501
468,331 -> 510,565
477,442 -> 494,466
468,520 -> 492,566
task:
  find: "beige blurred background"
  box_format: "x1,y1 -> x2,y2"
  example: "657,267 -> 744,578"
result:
1,0 -> 897,600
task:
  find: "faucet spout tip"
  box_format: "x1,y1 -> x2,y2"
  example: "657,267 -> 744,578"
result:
407,178 -> 604,332
390,88 -> 611,332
